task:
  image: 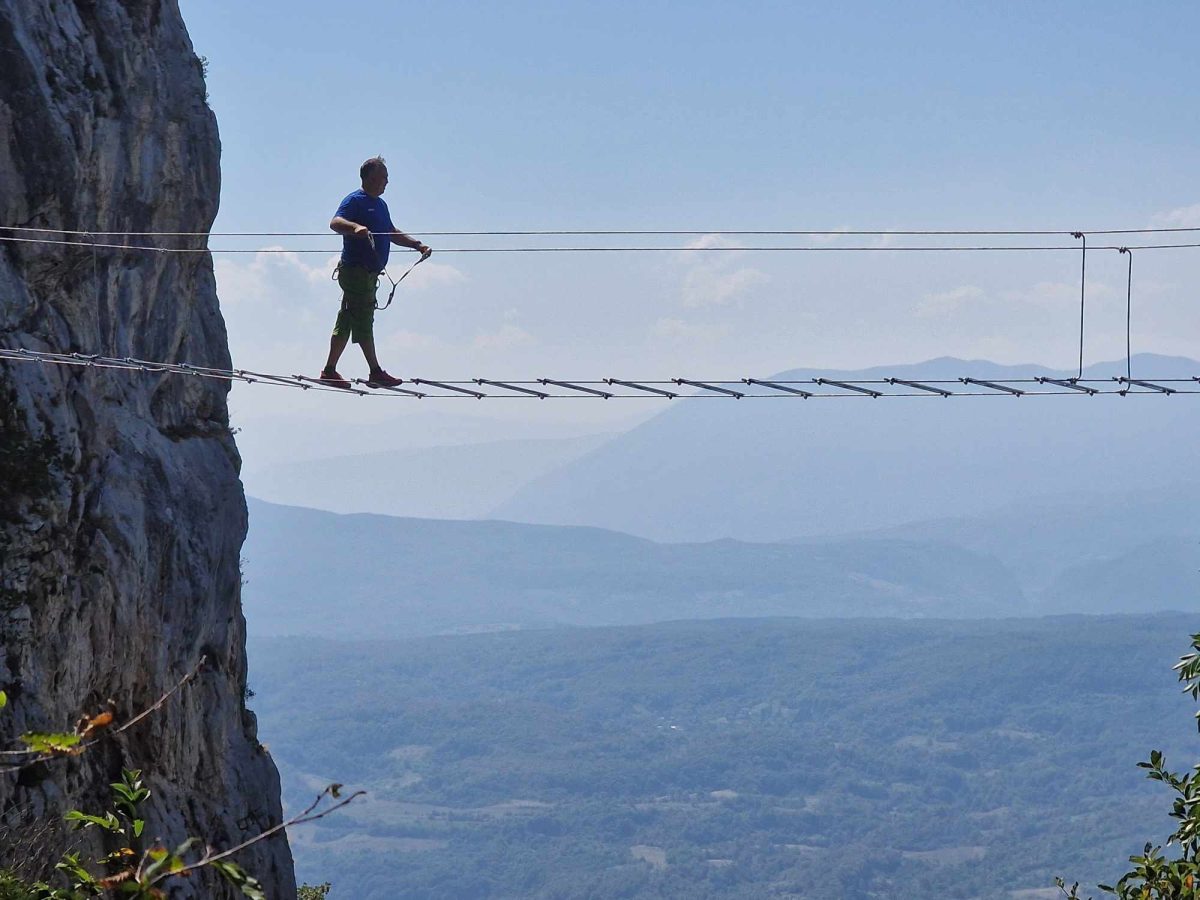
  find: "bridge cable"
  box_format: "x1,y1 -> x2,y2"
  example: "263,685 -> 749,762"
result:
6,225 -> 1200,238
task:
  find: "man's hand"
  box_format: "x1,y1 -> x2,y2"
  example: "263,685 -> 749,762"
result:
330,216 -> 373,241
417,243 -> 432,259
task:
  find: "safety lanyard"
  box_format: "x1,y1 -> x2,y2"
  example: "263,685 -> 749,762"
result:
376,250 -> 429,311
332,232 -> 430,311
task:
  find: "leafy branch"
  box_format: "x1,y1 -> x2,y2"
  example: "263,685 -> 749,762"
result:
0,657 -> 206,774
1056,631 -> 1200,899
15,770 -> 360,899
136,784 -> 364,897
0,659 -> 358,897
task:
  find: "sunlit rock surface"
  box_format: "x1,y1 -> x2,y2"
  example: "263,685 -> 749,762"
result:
0,1 -> 294,895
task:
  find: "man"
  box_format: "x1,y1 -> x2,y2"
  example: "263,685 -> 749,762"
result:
318,156 -> 431,388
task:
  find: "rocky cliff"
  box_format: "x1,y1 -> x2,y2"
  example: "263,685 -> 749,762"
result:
0,1 -> 294,895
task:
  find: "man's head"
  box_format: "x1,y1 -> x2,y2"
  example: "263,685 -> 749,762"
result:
360,156 -> 388,197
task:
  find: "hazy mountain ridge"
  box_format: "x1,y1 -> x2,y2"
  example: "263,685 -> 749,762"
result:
242,498 -> 1029,639
804,481 -> 1200,604
242,432 -> 613,519
490,354 -> 1200,544
244,477 -> 1199,641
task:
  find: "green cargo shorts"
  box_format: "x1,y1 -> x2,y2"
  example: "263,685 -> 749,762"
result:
332,265 -> 379,344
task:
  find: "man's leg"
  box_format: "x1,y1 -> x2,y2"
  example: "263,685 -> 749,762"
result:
324,333 -> 350,372
358,338 -> 383,373
358,339 -> 403,386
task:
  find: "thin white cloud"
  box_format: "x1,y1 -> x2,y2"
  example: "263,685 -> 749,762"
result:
651,317 -> 731,342
379,330 -> 444,352
1149,203 -> 1200,229
215,247 -> 466,302
681,233 -> 734,253
806,227 -> 850,248
674,233 -> 770,308
397,260 -> 468,291
214,249 -> 340,314
681,266 -> 769,308
472,324 -> 534,350
916,285 -> 985,318
999,280 -> 1115,307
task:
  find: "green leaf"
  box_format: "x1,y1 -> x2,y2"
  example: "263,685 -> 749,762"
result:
54,852 -> 96,886
63,810 -> 121,832
140,845 -> 171,881
214,861 -> 269,900
20,731 -> 81,754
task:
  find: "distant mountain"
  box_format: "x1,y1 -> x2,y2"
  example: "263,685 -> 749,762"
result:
241,433 -> 611,519
241,499 -> 1026,639
806,481 -> 1200,606
1043,537 -> 1200,613
234,407 -> 638,463
490,355 -> 1200,544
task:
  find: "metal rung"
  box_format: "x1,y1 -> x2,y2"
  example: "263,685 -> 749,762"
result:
475,379 -> 548,399
1116,377 -> 1175,394
887,377 -> 952,397
354,379 -> 426,398
1037,377 -> 1097,395
410,378 -> 486,398
674,379 -> 744,398
960,377 -> 1024,396
742,378 -> 812,398
605,379 -> 678,398
175,366 -> 253,384
290,376 -> 364,398
816,378 -> 881,398
539,379 -> 613,399
243,369 -> 313,388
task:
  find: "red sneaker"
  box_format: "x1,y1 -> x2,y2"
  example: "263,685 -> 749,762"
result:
317,368 -> 351,389
366,369 -> 403,388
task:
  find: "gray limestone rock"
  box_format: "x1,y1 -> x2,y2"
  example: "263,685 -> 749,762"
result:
0,1 -> 295,895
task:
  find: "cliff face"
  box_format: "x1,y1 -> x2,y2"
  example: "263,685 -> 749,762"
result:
0,1 -> 294,895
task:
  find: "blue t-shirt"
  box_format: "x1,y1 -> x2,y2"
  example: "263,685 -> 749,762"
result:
335,189 -> 395,271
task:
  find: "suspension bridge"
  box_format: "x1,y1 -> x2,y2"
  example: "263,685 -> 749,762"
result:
2,222 -> 1198,400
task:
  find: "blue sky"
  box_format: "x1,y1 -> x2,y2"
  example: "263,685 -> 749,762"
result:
179,0 -> 1200,435
186,1 -> 1198,228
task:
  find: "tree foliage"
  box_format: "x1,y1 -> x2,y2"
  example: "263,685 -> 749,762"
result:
1058,631 -> 1200,899
0,664 -> 357,898
4,769 -> 267,900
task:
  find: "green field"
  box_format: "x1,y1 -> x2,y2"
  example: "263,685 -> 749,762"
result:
251,615 -> 1197,899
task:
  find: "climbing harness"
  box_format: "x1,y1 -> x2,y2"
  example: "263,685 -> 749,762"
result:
365,229 -> 431,310
331,229 -> 431,312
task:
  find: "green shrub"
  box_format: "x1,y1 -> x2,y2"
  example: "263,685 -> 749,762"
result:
0,871 -> 36,900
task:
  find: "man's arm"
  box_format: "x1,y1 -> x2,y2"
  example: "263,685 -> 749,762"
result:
390,229 -> 431,257
330,216 -> 371,240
